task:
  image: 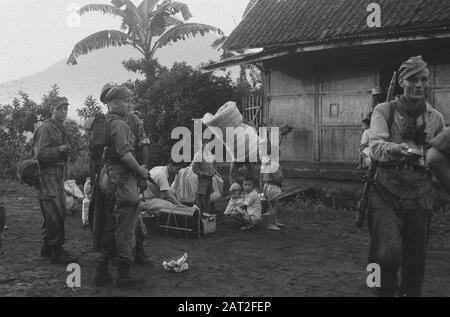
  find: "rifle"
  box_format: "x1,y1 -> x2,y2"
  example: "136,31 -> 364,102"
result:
355,162 -> 377,227
355,71 -> 397,228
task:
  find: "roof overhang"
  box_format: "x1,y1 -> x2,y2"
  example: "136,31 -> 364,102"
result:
203,30 -> 450,72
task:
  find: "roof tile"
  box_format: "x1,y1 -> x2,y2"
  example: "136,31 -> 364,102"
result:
224,0 -> 450,51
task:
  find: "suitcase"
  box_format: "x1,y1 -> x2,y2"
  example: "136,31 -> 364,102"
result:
159,206 -> 201,239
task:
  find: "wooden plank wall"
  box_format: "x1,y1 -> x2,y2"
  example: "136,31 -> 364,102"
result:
265,68 -> 315,161
264,55 -> 376,163
319,65 -> 377,162
431,63 -> 450,125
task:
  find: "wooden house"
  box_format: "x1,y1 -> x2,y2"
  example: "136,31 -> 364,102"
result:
205,0 -> 450,167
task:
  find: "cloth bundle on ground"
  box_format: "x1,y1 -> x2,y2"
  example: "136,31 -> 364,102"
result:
171,165 -> 224,204
64,180 -> 84,215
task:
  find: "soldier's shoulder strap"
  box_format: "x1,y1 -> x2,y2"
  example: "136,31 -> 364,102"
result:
386,99 -> 398,134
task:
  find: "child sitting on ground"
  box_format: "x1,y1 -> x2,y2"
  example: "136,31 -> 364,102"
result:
227,177 -> 262,230
224,183 -> 244,216
260,156 -> 284,231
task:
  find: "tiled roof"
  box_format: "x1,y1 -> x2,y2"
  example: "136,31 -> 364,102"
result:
224,0 -> 450,51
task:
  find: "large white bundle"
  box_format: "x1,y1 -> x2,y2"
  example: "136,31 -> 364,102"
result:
171,166 -> 224,203
171,166 -> 198,203
201,101 -> 243,130
64,180 -> 84,200
201,101 -> 268,162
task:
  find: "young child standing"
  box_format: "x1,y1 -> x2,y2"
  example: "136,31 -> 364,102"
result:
192,141 -> 216,216
260,156 -> 284,231
228,177 -> 262,230
357,119 -> 371,169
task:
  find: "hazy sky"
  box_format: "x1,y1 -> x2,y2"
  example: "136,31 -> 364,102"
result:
0,0 -> 249,84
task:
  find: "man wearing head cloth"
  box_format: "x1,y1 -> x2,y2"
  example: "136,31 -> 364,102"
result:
93,84 -> 149,287
361,85 -> 386,123
367,56 -> 445,296
33,96 -> 76,264
99,83 -> 151,265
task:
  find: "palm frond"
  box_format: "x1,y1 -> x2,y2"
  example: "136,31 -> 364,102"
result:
111,0 -> 127,8
211,35 -> 228,50
168,2 -> 193,21
151,23 -> 223,57
78,4 -> 124,17
149,14 -> 184,36
163,15 -> 184,27
67,30 -> 130,65
138,0 -> 159,14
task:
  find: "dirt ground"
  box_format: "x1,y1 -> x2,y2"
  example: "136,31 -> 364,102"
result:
1,180 -> 449,297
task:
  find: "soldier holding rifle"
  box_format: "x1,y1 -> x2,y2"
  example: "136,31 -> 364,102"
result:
366,56 -> 444,297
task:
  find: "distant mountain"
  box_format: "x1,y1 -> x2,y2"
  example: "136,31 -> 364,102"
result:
0,33 -> 230,120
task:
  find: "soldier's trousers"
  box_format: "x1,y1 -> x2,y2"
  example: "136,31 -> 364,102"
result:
368,181 -> 434,297
99,164 -> 140,264
38,165 -> 66,248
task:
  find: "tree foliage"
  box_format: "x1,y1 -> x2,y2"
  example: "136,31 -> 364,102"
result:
77,95 -> 103,120
67,0 -> 223,80
127,61 -> 249,166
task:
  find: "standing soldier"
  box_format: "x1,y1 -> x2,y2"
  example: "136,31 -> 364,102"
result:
100,83 -> 151,265
367,56 -> 445,296
93,85 -> 149,288
34,97 -> 76,264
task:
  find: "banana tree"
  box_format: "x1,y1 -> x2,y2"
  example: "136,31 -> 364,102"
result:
67,0 -> 223,78
210,0 -> 262,88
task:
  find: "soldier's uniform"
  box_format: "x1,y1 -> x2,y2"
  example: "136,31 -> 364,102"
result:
368,56 -> 445,296
33,97 -> 74,263
0,204 -> 5,251
125,112 -> 150,167
124,112 -> 151,264
98,112 -> 139,266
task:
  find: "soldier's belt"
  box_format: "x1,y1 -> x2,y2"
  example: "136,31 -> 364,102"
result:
378,163 -> 426,173
39,162 -> 66,168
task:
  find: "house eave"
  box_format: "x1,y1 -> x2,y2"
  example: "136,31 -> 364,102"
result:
203,31 -> 450,72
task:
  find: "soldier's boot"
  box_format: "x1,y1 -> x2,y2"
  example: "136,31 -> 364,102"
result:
51,246 -> 78,265
93,258 -> 112,287
40,241 -> 52,257
116,260 -> 143,288
134,241 -> 151,265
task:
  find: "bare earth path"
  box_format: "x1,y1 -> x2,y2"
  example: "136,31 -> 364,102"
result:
1,180 -> 449,297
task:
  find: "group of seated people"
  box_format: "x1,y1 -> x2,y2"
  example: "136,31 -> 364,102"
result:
135,155 -> 285,232
225,157 -> 285,231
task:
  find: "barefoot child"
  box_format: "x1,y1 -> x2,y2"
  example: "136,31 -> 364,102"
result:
260,156 -> 284,231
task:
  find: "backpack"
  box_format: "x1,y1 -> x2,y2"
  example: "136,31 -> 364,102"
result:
17,125 -> 40,187
84,113 -> 111,162
17,158 -> 39,187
